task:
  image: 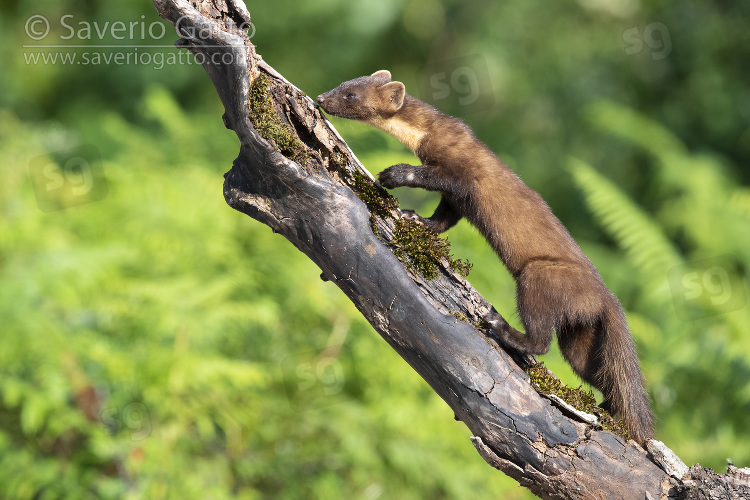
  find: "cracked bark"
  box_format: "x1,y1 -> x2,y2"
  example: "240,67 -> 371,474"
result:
153,1 -> 750,498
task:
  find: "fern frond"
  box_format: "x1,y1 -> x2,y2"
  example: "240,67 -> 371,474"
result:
567,157 -> 682,279
583,100 -> 686,158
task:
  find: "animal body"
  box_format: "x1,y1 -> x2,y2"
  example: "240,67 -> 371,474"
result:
316,70 -> 654,443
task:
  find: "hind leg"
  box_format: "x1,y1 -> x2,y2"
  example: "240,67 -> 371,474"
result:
484,310 -> 552,355
558,320 -> 620,416
401,197 -> 462,233
557,321 -> 602,388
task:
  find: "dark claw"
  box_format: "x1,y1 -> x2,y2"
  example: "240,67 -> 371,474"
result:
399,210 -> 427,225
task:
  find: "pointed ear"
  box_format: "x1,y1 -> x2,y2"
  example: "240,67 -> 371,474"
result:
370,70 -> 392,81
378,81 -> 406,113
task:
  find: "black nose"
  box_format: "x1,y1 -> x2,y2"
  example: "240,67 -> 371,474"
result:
316,95 -> 325,104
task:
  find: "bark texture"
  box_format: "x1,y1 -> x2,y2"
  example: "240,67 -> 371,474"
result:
152,1 -> 750,498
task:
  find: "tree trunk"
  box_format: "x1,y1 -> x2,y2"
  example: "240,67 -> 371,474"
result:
152,1 -> 750,498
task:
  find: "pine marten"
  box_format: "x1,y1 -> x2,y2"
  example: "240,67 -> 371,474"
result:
316,70 -> 654,444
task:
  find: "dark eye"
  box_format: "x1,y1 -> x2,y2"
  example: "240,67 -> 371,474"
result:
346,93 -> 356,100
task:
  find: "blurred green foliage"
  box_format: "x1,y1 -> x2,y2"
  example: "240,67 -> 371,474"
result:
1,0 -> 748,498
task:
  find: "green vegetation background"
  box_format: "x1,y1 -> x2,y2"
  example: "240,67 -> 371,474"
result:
1,0 -> 749,498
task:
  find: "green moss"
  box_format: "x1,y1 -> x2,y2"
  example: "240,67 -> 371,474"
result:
248,73 -> 310,166
525,362 -> 630,440
350,171 -> 398,242
391,218 -> 472,280
449,257 -> 473,278
452,311 -> 485,329
330,150 -> 348,172
326,148 -> 472,282
349,174 -> 472,279
353,171 -> 399,218
451,311 -> 469,323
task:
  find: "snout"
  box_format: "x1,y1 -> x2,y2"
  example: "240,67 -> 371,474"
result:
316,93 -> 332,114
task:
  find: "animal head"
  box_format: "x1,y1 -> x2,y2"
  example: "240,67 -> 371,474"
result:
316,70 -> 406,122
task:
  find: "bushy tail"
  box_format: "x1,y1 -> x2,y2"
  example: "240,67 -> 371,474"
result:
599,304 -> 654,444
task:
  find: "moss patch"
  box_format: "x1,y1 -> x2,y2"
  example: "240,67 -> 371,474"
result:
329,149 -> 348,172
525,362 -> 629,440
248,73 -> 309,166
349,171 -> 398,240
451,311 -> 469,323
391,218 -> 472,280
450,311 -> 481,328
350,171 -> 474,280
353,171 -> 398,218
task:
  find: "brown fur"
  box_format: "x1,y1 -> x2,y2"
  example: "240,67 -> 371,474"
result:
317,71 -> 654,444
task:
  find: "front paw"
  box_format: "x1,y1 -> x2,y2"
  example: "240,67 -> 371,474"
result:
378,163 -> 414,189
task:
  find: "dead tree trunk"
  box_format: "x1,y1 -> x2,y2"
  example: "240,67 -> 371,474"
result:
153,1 -> 750,498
